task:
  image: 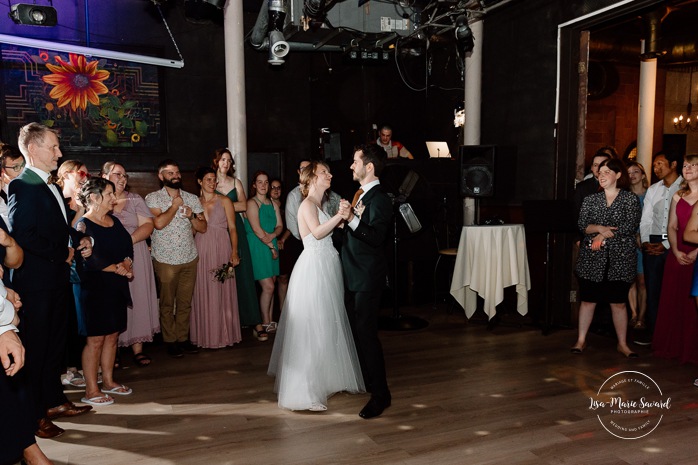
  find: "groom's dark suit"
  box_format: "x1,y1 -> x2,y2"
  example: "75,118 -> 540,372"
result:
8,167 -> 76,421
341,183 -> 393,403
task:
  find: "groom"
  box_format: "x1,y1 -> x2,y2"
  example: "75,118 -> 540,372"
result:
339,144 -> 393,419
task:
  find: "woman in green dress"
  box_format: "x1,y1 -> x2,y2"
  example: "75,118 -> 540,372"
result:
246,171 -> 283,341
212,148 -> 265,341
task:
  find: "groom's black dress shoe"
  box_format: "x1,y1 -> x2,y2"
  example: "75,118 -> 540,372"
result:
359,396 -> 391,419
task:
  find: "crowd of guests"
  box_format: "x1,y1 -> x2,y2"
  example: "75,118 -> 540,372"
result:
0,124 -> 311,464
572,147 -> 698,384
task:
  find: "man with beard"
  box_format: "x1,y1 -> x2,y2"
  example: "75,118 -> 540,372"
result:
146,160 -> 206,358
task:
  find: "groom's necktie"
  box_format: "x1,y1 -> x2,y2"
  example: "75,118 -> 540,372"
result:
351,188 -> 364,208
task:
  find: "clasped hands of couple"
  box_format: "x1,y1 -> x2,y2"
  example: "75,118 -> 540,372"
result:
337,199 -> 357,224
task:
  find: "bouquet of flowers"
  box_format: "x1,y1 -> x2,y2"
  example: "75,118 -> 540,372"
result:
211,262 -> 236,283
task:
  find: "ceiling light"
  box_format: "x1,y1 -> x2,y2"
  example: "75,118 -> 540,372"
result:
9,3 -> 57,27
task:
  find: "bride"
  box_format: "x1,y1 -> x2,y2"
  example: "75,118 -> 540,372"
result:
268,161 -> 365,411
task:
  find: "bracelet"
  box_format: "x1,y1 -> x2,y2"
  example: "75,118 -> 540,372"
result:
124,257 -> 133,264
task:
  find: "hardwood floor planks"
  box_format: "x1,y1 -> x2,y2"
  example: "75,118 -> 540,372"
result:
35,305 -> 698,465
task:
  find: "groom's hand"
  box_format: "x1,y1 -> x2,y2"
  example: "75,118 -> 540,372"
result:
338,200 -> 353,221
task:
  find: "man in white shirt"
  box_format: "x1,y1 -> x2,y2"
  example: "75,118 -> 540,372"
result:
638,151 -> 683,345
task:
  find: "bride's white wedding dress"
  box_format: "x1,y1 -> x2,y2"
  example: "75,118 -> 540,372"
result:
268,208 -> 365,411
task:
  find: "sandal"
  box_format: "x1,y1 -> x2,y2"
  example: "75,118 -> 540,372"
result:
62,370 -> 86,388
265,322 -> 278,334
634,320 -> 646,330
253,328 -> 268,342
81,395 -> 114,406
133,353 -> 152,367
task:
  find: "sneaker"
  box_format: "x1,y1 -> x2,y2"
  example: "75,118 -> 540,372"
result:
178,340 -> 199,354
167,343 -> 184,358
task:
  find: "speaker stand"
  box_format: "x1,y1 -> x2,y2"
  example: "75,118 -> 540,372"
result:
379,207 -> 429,332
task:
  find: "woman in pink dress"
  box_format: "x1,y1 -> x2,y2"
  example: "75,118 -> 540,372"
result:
190,167 -> 242,348
653,155 -> 698,364
101,162 -> 159,367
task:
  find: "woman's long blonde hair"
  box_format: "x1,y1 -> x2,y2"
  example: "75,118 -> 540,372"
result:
678,154 -> 698,197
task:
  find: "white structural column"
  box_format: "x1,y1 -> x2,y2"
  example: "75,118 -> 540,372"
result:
463,18 -> 483,225
637,56 -> 657,173
223,1 -> 249,188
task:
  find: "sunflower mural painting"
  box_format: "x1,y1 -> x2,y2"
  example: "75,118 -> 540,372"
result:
0,45 -> 163,152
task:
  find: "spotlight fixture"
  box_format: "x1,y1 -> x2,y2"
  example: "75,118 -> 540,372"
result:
9,3 -> 57,27
454,14 -> 474,53
267,0 -> 289,65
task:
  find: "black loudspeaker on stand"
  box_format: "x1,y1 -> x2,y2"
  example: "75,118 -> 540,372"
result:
459,145 -> 516,205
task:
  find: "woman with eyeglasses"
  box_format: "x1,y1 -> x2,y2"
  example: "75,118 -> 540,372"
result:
101,162 -> 159,368
56,160 -> 91,387
653,155 -> 698,365
0,144 -> 25,227
573,158 -> 640,358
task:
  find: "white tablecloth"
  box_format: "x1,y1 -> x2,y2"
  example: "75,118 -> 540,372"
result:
449,224 -> 531,320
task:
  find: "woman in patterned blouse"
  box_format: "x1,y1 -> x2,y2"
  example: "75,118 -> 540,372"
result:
572,158 -> 641,358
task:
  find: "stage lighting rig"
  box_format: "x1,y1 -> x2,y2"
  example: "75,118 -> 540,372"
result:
9,2 -> 57,27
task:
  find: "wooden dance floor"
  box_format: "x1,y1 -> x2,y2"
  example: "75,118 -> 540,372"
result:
39,305 -> 697,465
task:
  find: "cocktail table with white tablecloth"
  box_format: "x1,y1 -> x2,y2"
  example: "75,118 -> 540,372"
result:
449,224 -> 531,320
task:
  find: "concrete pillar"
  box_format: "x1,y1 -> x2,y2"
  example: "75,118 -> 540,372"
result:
463,18 -> 483,225
223,1 -> 248,188
637,56 -> 657,173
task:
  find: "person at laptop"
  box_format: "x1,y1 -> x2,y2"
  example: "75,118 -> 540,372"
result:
375,124 -> 413,159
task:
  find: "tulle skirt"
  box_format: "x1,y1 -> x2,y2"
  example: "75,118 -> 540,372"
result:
268,242 -> 365,411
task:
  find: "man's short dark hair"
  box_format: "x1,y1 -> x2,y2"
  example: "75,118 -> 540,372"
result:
595,146 -> 617,159
658,150 -> 683,171
378,123 -> 392,133
356,144 -> 387,177
157,158 -> 179,173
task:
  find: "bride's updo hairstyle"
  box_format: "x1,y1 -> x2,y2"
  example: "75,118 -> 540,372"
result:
299,160 -> 329,198
77,177 -> 114,210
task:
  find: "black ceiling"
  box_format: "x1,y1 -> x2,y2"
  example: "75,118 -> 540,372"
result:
590,0 -> 698,67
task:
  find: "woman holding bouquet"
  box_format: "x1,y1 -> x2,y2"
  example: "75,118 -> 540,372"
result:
190,167 -> 241,348
76,178 -> 134,405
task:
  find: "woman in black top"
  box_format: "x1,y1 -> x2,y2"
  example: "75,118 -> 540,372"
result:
76,178 -> 134,405
572,158 -> 641,358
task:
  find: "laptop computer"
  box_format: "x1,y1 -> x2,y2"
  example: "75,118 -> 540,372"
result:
426,141 -> 451,158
